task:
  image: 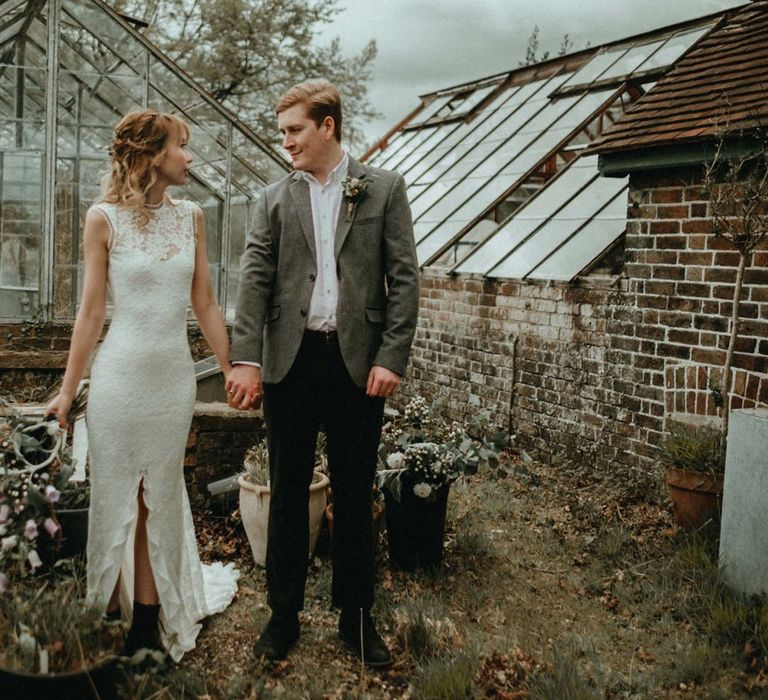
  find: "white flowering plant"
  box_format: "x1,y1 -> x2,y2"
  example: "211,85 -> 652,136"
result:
0,401 -> 73,589
376,395 -> 509,503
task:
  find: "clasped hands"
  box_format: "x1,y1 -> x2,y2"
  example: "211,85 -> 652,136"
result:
225,364 -> 401,410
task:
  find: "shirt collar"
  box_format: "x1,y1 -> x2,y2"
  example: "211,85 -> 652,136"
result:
297,151 -> 348,186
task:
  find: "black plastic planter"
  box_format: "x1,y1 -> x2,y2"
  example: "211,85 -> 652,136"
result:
0,655 -> 119,700
383,483 -> 449,572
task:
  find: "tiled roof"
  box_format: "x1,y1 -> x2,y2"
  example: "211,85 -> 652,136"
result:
589,1 -> 768,154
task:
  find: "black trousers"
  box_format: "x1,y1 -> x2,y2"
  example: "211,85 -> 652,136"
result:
262,331 -> 385,615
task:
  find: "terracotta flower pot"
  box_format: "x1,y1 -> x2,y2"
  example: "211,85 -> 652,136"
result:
324,498 -> 384,550
665,466 -> 724,530
238,470 -> 329,567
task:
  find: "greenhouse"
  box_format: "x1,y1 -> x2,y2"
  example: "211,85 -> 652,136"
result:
0,0 -> 288,321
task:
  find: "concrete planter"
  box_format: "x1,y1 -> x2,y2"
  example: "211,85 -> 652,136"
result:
719,408 -> 768,597
238,471 -> 329,567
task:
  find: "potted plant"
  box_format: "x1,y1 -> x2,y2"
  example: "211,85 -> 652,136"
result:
0,565 -> 122,699
0,400 -> 121,699
377,396 -> 507,571
660,420 -> 724,530
238,437 -> 330,567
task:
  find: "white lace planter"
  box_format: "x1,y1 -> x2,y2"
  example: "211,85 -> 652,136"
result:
238,471 -> 330,567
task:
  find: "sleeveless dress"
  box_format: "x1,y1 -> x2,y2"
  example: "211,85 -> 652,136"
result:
85,198 -> 239,662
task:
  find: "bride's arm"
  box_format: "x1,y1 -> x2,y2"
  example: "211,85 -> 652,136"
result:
190,206 -> 232,377
45,209 -> 110,427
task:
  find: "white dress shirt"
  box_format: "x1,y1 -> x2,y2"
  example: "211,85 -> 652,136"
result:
234,152 -> 348,368
297,151 -> 348,331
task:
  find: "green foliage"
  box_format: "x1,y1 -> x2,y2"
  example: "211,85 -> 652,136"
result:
659,422 -> 724,473
411,651 -> 476,699
377,395 -> 509,503
113,0 -> 379,153
0,563 -> 122,673
528,645 -> 601,700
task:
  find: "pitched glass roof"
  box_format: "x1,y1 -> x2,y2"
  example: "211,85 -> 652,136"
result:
364,14 -> 716,280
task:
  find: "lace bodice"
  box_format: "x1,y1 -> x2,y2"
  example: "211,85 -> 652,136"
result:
92,199 -> 197,260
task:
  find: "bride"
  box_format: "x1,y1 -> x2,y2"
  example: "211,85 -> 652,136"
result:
46,109 -> 239,661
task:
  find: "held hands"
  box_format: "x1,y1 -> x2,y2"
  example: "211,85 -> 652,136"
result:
225,364 -> 262,410
44,391 -> 74,429
366,366 -> 400,398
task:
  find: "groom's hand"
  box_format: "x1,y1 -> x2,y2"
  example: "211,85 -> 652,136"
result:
226,364 -> 263,410
366,366 -> 400,398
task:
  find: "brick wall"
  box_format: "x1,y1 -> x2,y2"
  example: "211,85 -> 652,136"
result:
407,165 -> 768,478
0,321 -> 216,401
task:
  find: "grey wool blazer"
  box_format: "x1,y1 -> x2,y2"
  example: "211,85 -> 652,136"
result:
230,156 -> 420,388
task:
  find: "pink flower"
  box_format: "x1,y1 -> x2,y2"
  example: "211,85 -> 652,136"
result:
24,519 -> 38,540
44,485 -> 60,503
44,518 -> 60,537
2,535 -> 18,551
0,504 -> 9,523
27,549 -> 42,569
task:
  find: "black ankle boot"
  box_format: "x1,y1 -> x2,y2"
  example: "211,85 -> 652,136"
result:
124,601 -> 162,657
103,607 -> 121,622
339,608 -> 392,668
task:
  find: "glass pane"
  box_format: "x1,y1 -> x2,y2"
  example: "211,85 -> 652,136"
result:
406,83 -> 525,187
527,187 -> 628,281
0,150 -> 41,317
62,0 -> 146,73
416,90 -> 614,262
559,47 -> 629,90
635,26 -> 710,73
488,173 -> 628,279
377,121 -> 440,170
225,190 -> 259,321
409,74 -> 567,221
598,40 -> 666,82
457,156 -> 600,274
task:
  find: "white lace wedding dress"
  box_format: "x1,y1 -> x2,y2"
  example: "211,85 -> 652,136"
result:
85,198 -> 239,661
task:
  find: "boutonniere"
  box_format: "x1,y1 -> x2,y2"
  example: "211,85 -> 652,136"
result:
342,176 -> 368,221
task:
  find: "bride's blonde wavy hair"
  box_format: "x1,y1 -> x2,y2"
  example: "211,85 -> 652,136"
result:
99,109 -> 190,216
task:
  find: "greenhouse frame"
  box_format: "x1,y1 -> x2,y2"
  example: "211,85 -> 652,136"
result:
0,0 -> 288,322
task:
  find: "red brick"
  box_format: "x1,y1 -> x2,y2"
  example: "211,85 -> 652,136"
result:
714,252 -> 741,267
682,219 -> 713,234
688,235 -> 708,249
651,221 -> 682,234
668,329 -> 700,345
678,251 -> 713,266
651,188 -> 684,204
655,204 -> 690,219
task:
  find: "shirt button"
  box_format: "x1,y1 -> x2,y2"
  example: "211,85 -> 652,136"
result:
300,309 -> 306,317
309,274 -> 315,281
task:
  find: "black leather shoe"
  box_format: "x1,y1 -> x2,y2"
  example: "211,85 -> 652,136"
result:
253,614 -> 300,661
339,608 -> 393,668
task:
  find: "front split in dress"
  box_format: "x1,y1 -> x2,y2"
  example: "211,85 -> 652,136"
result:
86,199 -> 239,661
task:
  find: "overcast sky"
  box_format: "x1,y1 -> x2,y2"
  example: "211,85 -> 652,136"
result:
316,0 -> 745,149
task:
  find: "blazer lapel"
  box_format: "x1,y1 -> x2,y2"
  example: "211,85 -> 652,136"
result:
334,156 -> 367,260
289,174 -> 316,265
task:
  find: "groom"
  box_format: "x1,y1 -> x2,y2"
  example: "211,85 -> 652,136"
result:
226,80 -> 419,667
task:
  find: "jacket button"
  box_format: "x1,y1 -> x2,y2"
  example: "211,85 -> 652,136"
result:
309,274 -> 315,282
300,309 -> 306,316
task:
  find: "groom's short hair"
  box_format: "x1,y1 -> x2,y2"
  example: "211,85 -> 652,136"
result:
276,81 -> 343,143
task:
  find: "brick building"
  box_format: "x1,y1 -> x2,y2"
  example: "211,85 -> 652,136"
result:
365,2 -> 768,478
